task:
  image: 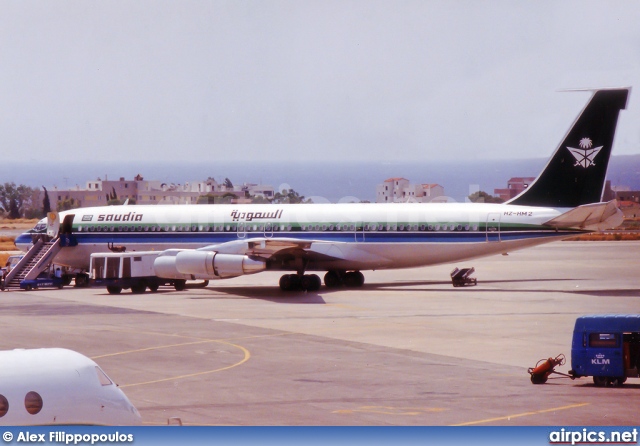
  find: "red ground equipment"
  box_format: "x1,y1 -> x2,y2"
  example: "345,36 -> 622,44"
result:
528,354 -> 571,384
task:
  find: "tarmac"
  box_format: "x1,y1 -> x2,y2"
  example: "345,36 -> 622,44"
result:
0,240 -> 638,426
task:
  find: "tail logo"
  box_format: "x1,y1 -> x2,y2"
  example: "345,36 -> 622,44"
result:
567,137 -> 603,168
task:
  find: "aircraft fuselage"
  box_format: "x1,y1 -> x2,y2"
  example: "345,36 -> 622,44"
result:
17,202 -> 579,272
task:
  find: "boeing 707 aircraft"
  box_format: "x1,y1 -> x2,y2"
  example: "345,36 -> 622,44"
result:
15,88 -> 630,291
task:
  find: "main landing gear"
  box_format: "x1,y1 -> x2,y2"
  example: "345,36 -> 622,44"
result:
278,270 -> 365,292
279,274 -> 322,291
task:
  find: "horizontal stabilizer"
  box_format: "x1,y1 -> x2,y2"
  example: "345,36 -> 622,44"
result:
543,200 -> 623,231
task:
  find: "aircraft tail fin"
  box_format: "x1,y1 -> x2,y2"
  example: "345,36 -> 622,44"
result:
508,88 -> 630,208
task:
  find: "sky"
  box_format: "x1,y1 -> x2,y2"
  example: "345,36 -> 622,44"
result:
1,0 -> 639,164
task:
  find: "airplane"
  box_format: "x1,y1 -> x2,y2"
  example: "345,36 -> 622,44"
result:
0,348 -> 141,425
14,87 -> 630,291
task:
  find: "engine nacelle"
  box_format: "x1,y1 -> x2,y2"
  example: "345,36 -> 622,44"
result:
154,251 -> 266,280
153,253 -> 193,280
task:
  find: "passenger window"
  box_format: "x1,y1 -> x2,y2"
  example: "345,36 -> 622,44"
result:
0,394 -> 8,417
25,391 -> 43,415
589,333 -> 618,348
95,367 -> 113,386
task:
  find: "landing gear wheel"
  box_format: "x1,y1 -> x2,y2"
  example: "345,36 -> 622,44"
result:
148,283 -> 159,292
301,274 -> 321,291
107,286 -> 122,295
174,280 -> 186,291
344,271 -> 365,287
279,274 -> 302,291
279,274 -> 292,291
324,271 -> 342,288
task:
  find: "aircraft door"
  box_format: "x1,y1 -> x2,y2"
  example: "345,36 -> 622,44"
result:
264,222 -> 274,238
237,222 -> 246,239
58,214 -> 79,246
354,222 -> 365,242
61,214 -> 75,234
486,213 -> 501,242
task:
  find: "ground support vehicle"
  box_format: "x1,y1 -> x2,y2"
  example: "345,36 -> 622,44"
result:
450,267 -> 477,287
90,252 -> 187,294
19,275 -> 66,291
569,314 -> 640,387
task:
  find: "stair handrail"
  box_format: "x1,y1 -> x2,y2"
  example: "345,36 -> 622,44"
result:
4,238 -> 45,286
24,238 -> 63,281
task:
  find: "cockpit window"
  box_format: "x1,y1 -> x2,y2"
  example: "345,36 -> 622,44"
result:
27,221 -> 47,234
0,394 -> 8,417
25,391 -> 43,415
95,367 -> 113,386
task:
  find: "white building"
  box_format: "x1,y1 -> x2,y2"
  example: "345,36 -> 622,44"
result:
376,178 -> 445,203
47,175 -> 275,209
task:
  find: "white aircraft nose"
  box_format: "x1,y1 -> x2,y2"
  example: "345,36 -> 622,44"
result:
114,399 -> 143,425
0,349 -> 143,426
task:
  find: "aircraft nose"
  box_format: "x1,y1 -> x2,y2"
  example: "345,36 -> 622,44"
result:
14,233 -> 33,252
100,387 -> 142,425
126,404 -> 142,424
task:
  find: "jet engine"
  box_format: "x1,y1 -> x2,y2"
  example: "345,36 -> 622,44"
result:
154,250 -> 266,280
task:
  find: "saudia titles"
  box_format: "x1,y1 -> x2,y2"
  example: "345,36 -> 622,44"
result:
231,209 -> 283,222
95,212 -> 144,222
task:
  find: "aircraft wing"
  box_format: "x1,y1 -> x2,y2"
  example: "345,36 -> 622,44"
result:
543,200 -> 623,231
155,237 -> 384,282
197,237 -> 383,266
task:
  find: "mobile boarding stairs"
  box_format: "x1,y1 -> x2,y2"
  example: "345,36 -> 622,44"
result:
2,237 -> 63,291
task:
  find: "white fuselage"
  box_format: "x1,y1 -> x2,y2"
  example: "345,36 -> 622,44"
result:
17,202 -> 579,273
0,348 -> 141,425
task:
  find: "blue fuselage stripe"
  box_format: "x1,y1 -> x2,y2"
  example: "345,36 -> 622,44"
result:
14,230 -> 579,247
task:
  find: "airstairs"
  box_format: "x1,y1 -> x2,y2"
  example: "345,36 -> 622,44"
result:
2,238 -> 62,290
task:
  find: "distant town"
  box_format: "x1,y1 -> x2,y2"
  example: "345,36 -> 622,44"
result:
375,176 -> 640,218
1,172 -> 639,220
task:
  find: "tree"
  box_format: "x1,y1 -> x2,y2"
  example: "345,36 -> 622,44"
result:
250,195 -> 272,204
221,192 -> 238,204
0,182 -> 35,219
106,187 -> 121,206
24,188 -> 47,219
57,197 -> 80,211
223,178 -> 233,189
106,187 -> 118,202
468,191 -> 504,204
42,186 -> 51,214
272,188 -> 312,204
197,194 -> 217,204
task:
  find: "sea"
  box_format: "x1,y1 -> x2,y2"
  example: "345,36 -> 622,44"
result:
1,155 -> 639,204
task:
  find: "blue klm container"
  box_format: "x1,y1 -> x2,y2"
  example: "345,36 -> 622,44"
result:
570,314 -> 640,386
